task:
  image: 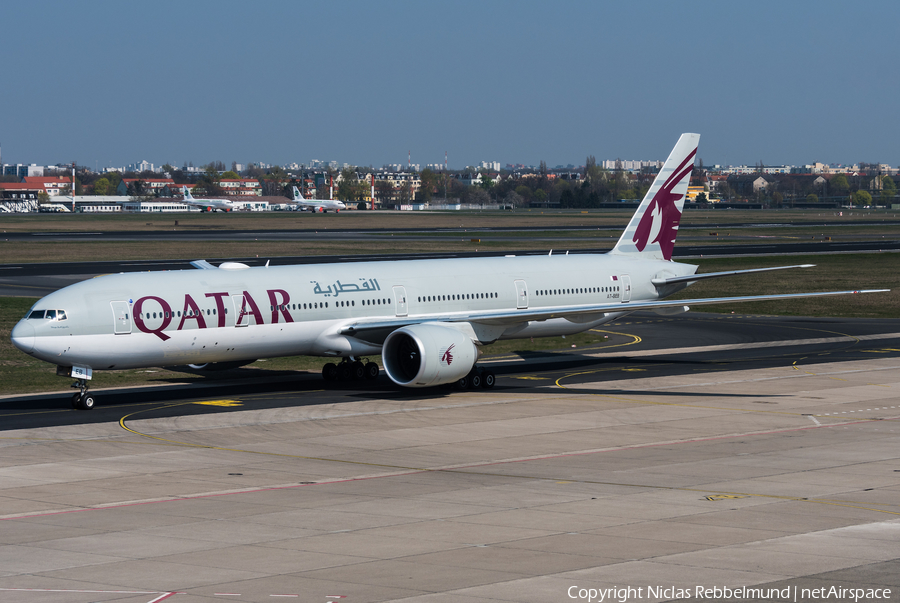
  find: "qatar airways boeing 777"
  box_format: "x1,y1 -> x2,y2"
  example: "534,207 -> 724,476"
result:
11,134 -> 887,409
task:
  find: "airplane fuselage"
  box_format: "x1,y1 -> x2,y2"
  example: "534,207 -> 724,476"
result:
12,253 -> 691,371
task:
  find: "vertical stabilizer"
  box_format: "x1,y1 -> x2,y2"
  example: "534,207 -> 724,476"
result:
182,186 -> 193,201
610,133 -> 699,260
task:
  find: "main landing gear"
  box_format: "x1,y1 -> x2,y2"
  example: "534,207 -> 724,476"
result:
71,378 -> 95,410
322,357 -> 380,382
455,366 -> 496,390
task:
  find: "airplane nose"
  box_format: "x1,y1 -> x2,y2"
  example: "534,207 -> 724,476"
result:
11,321 -> 34,354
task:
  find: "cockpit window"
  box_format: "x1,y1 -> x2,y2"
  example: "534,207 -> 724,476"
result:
26,309 -> 67,320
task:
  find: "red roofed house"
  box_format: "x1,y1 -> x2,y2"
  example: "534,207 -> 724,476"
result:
23,176 -> 73,196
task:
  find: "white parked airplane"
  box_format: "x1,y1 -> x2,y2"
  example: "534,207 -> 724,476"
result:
11,134 -> 887,409
183,186 -> 235,212
291,186 -> 346,212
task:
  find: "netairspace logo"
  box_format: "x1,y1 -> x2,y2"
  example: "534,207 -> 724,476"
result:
567,585 -> 893,602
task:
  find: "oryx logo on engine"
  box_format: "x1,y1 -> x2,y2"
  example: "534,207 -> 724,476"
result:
440,344 -> 456,366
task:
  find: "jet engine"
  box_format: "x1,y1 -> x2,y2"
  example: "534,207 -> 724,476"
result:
382,323 -> 478,387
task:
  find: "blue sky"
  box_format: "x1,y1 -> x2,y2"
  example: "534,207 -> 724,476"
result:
3,0 -> 898,170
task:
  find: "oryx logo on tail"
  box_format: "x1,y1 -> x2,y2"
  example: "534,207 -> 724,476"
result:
610,133 -> 699,261
632,147 -> 696,260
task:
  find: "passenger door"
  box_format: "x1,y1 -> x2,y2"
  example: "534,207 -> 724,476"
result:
392,286 -> 408,317
110,301 -> 132,334
232,294 -> 250,327
620,275 -> 632,303
515,279 -> 528,309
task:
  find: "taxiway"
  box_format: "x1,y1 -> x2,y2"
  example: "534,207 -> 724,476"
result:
1,314 -> 899,602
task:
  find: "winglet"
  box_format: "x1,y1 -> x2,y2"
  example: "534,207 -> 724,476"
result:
190,260 -> 216,270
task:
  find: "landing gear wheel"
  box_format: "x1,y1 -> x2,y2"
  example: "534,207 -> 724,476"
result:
337,363 -> 351,380
469,372 -> 482,389
364,362 -> 379,380
70,378 -> 94,410
351,361 -> 365,380
481,371 -> 496,389
72,393 -> 94,410
455,374 -> 469,390
322,363 -> 338,381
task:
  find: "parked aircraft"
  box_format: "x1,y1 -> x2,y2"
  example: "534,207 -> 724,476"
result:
183,186 -> 235,212
11,134 -> 887,409
291,186 -> 346,212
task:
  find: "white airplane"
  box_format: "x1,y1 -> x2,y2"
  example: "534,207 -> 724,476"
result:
291,186 -> 346,213
183,186 -> 235,212
11,134 -> 888,410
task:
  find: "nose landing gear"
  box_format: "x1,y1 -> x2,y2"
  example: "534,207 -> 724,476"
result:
71,379 -> 95,410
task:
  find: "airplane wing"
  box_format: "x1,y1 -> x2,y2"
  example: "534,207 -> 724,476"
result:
339,288 -> 889,344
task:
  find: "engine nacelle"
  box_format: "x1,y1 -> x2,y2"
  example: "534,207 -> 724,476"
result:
382,323 -> 478,387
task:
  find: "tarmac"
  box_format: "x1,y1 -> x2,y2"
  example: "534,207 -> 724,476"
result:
1,344 -> 898,602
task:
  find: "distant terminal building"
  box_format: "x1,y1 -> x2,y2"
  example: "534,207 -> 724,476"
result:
230,199 -> 269,211
122,200 -> 199,213
73,196 -> 128,213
